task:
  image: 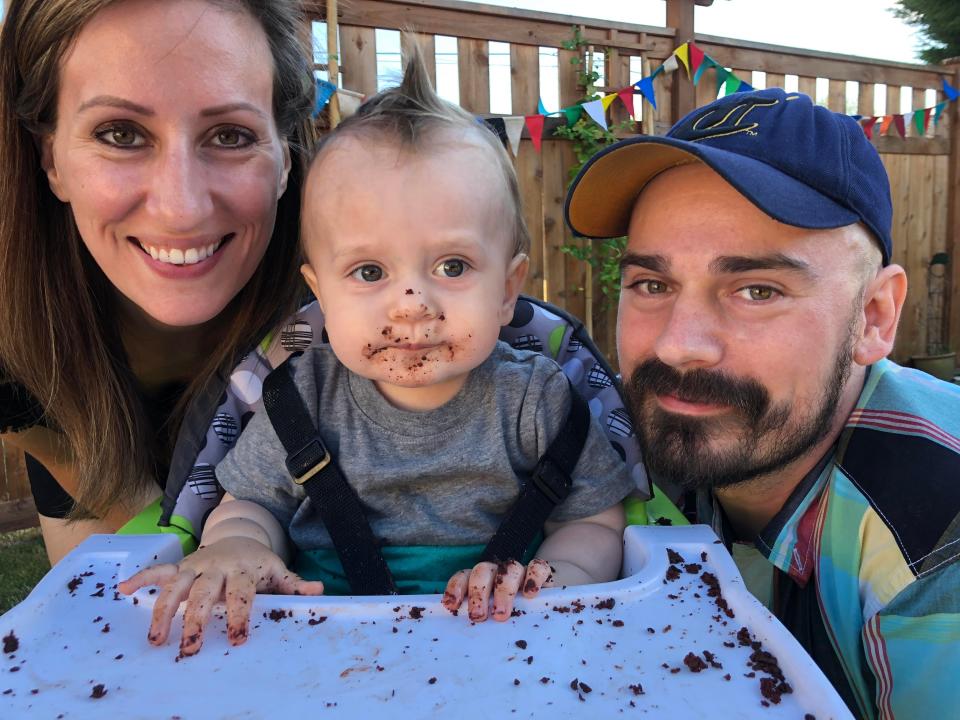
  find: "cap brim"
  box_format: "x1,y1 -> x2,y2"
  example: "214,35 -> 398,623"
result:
565,135 -> 860,239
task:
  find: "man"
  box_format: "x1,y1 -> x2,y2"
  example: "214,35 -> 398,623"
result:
565,88 -> 960,719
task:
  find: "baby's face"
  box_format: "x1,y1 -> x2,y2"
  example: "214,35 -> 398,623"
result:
301,135 -> 527,410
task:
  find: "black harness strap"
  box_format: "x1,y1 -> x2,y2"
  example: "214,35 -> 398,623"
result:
480,381 -> 592,564
262,360 -> 398,596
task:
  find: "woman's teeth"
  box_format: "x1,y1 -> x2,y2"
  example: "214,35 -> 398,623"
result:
141,240 -> 223,265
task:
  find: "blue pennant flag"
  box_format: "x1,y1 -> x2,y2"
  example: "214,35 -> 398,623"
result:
537,98 -> 550,116
943,78 -> 959,102
314,79 -> 338,117
736,79 -> 754,94
635,77 -> 657,110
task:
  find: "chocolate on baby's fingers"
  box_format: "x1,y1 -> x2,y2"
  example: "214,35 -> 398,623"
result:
467,561 -> 498,622
441,569 -> 470,613
520,559 -> 553,597
491,560 -> 525,621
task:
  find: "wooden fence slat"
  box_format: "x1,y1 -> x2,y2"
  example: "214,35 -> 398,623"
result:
827,78 -> 845,113
765,72 -> 785,89
542,142 -> 569,308
858,82 -> 875,118
798,75 -> 816,101
510,44 -> 540,117
340,25 -> 378,97
457,37 -> 490,113
401,32 -> 436,85
886,84 -> 901,119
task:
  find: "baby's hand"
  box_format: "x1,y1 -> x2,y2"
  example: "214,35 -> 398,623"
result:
441,558 -> 554,622
118,536 -> 324,656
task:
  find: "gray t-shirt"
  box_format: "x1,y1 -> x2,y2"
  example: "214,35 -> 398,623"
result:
216,341 -> 633,551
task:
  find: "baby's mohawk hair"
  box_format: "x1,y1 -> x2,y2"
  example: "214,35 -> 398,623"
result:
317,34 -> 531,255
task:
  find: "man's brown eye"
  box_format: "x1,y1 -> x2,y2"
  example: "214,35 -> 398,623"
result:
749,287 -> 773,301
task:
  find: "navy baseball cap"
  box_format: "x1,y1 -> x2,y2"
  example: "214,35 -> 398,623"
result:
565,88 -> 893,264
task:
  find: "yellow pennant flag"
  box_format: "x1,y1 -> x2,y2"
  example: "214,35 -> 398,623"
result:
601,93 -> 618,111
674,42 -> 691,79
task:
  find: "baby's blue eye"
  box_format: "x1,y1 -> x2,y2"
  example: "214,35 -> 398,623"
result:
352,264 -> 383,282
438,259 -> 465,278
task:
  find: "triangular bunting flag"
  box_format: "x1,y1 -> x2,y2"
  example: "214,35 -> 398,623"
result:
617,87 -> 636,118
537,98 -> 550,116
879,115 -> 894,136
689,43 -> 706,80
902,110 -> 914,133
893,114 -> 906,138
503,116 -> 525,157
934,101 -> 947,125
601,94 -> 618,112
651,63 -> 665,79
861,116 -> 878,141
313,79 -> 337,117
913,108 -> 929,137
738,78 -> 754,93
674,43 -> 691,79
714,66 -> 730,96
582,99 -> 608,130
562,104 -> 582,126
484,117 -> 508,147
661,54 -> 680,75
636,77 -> 657,110
524,114 -> 545,153
942,78 -> 959,102
724,73 -> 742,96
693,56 -> 717,86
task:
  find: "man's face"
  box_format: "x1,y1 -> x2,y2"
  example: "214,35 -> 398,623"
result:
618,164 -> 871,492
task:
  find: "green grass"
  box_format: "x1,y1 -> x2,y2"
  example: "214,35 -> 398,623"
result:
0,527 -> 50,614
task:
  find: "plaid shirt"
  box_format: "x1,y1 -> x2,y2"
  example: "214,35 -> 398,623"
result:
695,359 -> 960,719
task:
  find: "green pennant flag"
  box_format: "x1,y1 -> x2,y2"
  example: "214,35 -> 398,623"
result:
692,56 -> 716,86
562,104 -> 582,126
715,66 -> 730,96
724,73 -> 742,96
913,108 -> 926,136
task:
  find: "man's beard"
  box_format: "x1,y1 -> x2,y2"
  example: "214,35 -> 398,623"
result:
624,337 -> 854,493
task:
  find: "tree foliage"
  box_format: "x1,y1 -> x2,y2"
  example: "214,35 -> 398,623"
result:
893,0 -> 960,64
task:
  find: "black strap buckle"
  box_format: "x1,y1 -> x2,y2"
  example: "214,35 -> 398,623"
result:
530,455 -> 572,505
286,437 -> 332,485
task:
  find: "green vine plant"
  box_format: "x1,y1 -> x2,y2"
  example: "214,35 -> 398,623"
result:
553,26 -> 634,307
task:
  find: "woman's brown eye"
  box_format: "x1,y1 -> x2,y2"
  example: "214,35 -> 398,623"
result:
111,128 -> 137,145
217,130 -> 241,146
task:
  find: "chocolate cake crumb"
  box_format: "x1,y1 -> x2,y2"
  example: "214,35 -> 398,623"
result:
683,652 -> 707,673
666,548 -> 684,564
700,551 -> 708,562
579,681 -> 592,694
114,654 -> 123,660
2,689 -> 10,695
736,627 -> 753,646
307,617 -> 327,626
569,678 -> 579,690
513,679 -> 520,686
92,616 -> 102,623
594,598 -> 615,610
405,289 -> 414,295
805,715 -> 817,720
669,667 -> 681,674
665,565 -> 681,582
646,627 -> 655,634
67,576 -> 84,593
101,623 -> 110,634
723,674 -> 731,681
612,620 -> 624,627
515,640 -> 527,649
662,624 -> 672,633
3,631 -> 18,654
525,656 -> 533,665
89,586 -> 105,598
266,609 -> 288,622
90,684 -> 107,699
428,677 -> 437,685
8,667 -> 19,673
702,650 -> 722,669
409,606 -> 425,620
683,563 -> 701,574
628,683 -> 644,696
539,677 -> 550,684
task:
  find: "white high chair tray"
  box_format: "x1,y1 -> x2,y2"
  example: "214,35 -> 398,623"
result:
1,525 -> 851,719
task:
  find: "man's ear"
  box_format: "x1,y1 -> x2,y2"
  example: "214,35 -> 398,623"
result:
39,135 -> 68,202
300,263 -> 323,312
499,253 -> 530,326
854,263 -> 907,366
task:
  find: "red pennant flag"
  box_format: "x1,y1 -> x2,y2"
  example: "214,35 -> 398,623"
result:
921,107 -> 932,135
525,114 -> 545,153
892,114 -> 906,138
688,43 -> 705,78
617,87 -> 636,118
861,116 -> 878,140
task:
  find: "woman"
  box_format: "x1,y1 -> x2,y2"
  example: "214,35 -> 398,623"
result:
0,0 -> 317,563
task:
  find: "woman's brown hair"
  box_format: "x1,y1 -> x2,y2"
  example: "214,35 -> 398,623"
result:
0,0 -> 317,519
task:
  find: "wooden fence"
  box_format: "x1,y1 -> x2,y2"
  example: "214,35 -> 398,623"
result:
2,0 -> 958,531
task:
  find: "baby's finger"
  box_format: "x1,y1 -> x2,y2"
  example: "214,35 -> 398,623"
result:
521,559 -> 553,598
179,571 -> 224,657
224,570 -> 257,647
118,564 -> 179,595
146,569 -> 196,647
266,569 -> 324,597
491,560 -> 525,621
467,562 -> 498,622
442,570 -> 470,614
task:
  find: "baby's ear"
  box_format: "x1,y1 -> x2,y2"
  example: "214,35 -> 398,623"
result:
853,263 -> 907,366
499,253 -> 529,325
300,264 -> 323,311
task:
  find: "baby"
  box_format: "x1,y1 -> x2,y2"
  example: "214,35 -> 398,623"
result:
121,48 -> 633,656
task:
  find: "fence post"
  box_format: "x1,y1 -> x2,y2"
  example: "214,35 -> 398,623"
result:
946,59 -> 960,355
665,0 -> 696,123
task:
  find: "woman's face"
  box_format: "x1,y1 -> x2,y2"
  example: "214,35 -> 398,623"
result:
42,0 -> 291,328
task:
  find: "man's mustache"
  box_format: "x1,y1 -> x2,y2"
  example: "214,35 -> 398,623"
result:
627,358 -> 771,425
